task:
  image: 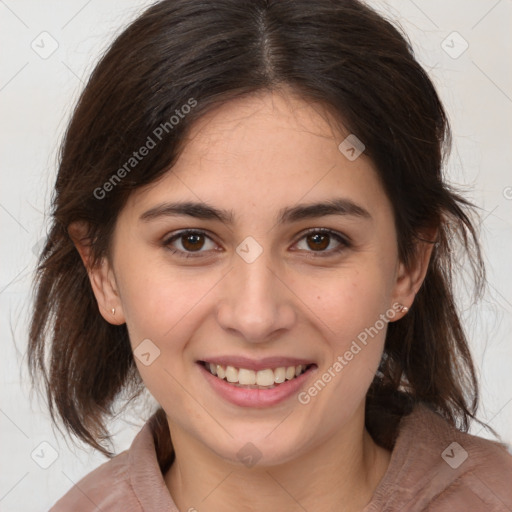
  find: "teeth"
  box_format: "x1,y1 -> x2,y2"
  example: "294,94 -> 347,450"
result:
274,367 -> 286,383
205,362 -> 309,386
216,364 -> 225,379
256,369 -> 275,386
225,365 -> 238,383
238,368 -> 256,385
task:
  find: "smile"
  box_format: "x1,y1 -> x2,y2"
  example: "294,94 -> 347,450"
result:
201,361 -> 312,388
198,360 -> 317,407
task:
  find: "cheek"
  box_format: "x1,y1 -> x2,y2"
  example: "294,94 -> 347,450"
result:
117,261 -> 227,409
298,266 -> 392,390
300,265 -> 392,340
115,245 -> 210,345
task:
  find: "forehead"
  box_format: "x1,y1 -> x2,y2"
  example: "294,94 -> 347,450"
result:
122,90 -> 392,227
186,89 -> 342,149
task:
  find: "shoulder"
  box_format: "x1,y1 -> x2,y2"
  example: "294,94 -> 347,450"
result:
367,403 -> 512,511
446,428 -> 512,511
49,412 -> 178,512
49,450 -> 142,512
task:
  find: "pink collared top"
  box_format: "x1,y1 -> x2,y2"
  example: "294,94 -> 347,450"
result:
50,403 -> 512,511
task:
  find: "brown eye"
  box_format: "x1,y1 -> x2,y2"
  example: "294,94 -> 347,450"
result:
163,230 -> 217,258
295,228 -> 350,257
181,232 -> 205,251
163,228 -> 350,260
306,232 -> 330,251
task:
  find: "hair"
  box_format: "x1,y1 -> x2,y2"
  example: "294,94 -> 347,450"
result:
28,0 -> 493,468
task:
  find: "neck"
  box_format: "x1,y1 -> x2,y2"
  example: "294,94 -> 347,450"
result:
163,403 -> 391,512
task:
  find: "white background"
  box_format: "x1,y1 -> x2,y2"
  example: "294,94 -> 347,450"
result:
1,1 -> 511,510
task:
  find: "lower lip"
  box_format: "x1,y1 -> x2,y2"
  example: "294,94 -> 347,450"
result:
198,363 -> 317,408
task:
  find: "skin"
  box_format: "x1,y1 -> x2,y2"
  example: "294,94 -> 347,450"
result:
71,88 -> 434,511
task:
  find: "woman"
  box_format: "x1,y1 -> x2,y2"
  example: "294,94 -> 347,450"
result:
28,0 -> 512,510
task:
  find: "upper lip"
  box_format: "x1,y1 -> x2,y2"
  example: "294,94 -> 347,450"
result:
199,356 -> 316,372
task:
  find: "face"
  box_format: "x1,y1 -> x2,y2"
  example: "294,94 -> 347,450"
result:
86,89 -> 422,466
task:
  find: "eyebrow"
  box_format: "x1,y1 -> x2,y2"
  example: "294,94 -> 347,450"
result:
139,197 -> 372,225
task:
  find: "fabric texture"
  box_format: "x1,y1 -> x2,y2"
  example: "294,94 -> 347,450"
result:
50,403 -> 512,511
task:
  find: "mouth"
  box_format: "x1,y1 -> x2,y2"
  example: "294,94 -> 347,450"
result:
198,361 -> 316,390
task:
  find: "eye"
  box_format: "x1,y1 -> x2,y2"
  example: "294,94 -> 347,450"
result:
163,230 -> 217,258
293,228 -> 350,257
162,228 -> 350,259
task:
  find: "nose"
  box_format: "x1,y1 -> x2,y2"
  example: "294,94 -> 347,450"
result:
216,247 -> 295,343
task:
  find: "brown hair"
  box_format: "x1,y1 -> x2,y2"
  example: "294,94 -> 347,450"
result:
28,0 -> 493,463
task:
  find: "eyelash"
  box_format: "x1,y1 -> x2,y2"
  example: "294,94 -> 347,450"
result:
162,228 -> 351,259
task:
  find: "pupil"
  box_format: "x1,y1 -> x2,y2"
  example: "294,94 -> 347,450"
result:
309,233 -> 328,250
183,233 -> 203,251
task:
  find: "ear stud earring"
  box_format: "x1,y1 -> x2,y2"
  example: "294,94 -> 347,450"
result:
400,305 -> 409,313
111,308 -> 116,316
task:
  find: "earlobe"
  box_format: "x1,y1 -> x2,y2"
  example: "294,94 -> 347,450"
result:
68,221 -> 126,325
88,259 -> 126,325
391,230 -> 437,318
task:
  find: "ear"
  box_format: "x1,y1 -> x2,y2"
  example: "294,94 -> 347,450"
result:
389,228 -> 437,320
68,221 -> 126,325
